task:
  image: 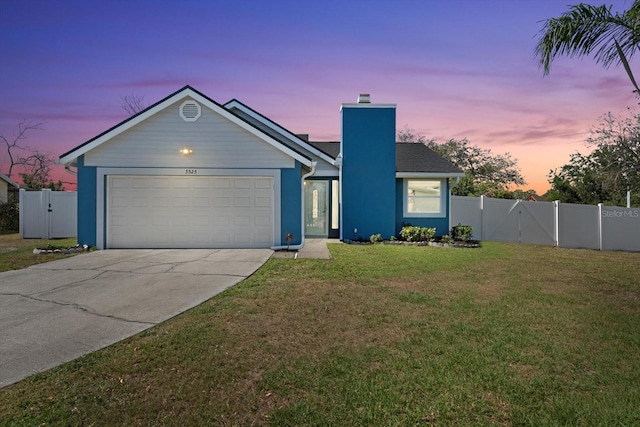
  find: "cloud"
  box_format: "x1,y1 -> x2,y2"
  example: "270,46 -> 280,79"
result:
484,117 -> 585,146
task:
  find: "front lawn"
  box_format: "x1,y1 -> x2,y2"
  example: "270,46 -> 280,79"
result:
1,242 -> 639,426
0,234 -> 78,272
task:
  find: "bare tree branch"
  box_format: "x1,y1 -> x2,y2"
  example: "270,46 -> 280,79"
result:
0,120 -> 44,178
120,94 -> 146,116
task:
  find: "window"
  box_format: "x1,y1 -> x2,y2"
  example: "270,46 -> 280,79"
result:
404,179 -> 445,217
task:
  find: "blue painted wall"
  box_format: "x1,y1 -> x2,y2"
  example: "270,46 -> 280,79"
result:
280,162 -> 303,245
395,178 -> 451,236
341,105 -> 396,240
76,155 -> 97,247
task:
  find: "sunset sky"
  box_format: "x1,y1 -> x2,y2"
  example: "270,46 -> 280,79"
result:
1,0 -> 638,194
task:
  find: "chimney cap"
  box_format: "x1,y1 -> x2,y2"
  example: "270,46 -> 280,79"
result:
357,94 -> 371,103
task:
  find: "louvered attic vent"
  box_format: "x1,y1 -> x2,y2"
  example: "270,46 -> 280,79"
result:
180,100 -> 201,122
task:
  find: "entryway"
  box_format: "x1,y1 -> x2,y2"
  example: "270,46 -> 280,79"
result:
304,179 -> 339,238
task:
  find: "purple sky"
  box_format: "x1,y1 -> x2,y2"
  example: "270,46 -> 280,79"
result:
1,0 -> 637,193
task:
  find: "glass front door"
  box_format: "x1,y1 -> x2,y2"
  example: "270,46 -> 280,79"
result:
304,180 -> 328,236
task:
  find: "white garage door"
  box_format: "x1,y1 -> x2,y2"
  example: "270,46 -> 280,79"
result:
107,175 -> 274,248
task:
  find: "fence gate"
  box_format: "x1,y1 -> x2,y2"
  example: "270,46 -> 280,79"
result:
19,189 -> 77,239
476,198 -> 556,245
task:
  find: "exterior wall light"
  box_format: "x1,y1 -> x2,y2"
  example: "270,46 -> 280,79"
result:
179,147 -> 193,156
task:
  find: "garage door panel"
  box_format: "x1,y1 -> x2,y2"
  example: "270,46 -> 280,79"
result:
192,215 -> 210,226
215,178 -> 231,189
173,197 -> 191,208
255,215 -> 271,226
213,215 -> 231,226
234,196 -> 251,207
213,232 -> 231,244
234,215 -> 250,226
214,197 -> 231,207
234,178 -> 251,189
193,198 -> 210,208
254,233 -> 272,244
255,178 -> 272,189
255,197 -> 271,207
107,175 -> 274,248
151,199 -> 170,208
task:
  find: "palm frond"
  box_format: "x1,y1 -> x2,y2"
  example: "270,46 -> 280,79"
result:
535,2 -> 640,74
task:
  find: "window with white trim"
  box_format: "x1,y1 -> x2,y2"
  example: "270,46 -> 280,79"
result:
404,179 -> 445,217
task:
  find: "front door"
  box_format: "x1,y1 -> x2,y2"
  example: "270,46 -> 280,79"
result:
304,180 -> 328,236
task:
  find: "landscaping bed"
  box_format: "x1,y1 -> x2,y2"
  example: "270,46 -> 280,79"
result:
32,244 -> 90,255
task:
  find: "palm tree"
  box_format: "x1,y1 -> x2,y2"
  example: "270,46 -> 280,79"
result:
535,2 -> 640,93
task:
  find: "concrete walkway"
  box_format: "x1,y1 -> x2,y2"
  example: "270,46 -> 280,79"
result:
0,249 -> 272,388
297,238 -> 340,259
271,238 -> 339,259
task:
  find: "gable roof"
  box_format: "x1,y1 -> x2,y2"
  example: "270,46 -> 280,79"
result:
395,142 -> 463,175
59,85 -> 313,167
307,141 -> 464,177
0,172 -> 19,189
224,99 -> 338,167
308,141 -> 340,158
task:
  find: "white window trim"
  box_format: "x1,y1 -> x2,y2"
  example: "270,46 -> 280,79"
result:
403,178 -> 446,218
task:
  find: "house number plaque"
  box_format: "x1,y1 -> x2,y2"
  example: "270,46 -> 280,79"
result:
185,169 -> 198,175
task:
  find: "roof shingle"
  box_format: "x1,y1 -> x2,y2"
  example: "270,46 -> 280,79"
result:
308,141 -> 462,174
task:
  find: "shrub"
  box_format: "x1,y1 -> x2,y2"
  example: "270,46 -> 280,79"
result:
369,233 -> 383,244
399,226 -> 436,242
440,234 -> 454,244
451,224 -> 473,241
0,201 -> 19,233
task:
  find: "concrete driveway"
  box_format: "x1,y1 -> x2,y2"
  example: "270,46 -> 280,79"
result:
0,249 -> 272,388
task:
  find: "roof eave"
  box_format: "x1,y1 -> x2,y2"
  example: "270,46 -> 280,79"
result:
59,86 -> 313,168
224,99 -> 337,166
0,172 -> 19,188
396,172 -> 466,178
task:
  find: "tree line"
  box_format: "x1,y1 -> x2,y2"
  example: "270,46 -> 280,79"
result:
400,108 -> 639,208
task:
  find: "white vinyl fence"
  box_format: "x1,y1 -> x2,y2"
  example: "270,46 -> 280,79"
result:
19,189 -> 77,239
451,195 -> 640,252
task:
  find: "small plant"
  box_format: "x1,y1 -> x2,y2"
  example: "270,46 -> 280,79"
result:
451,224 -> 473,241
369,233 -> 383,244
440,234 -> 454,244
0,201 -> 19,233
399,226 -> 436,242
285,232 -> 294,250
390,236 -> 397,242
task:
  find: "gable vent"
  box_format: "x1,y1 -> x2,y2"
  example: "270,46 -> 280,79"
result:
180,100 -> 201,122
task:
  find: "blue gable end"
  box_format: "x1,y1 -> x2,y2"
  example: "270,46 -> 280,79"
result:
76,155 -> 97,247
341,101 -> 396,240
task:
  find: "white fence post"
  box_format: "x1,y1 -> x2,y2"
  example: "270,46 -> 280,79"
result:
597,203 -> 603,251
554,200 -> 559,247
480,195 -> 485,241
19,189 -> 25,238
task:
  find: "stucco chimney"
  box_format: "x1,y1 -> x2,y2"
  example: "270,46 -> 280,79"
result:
357,94 -> 371,103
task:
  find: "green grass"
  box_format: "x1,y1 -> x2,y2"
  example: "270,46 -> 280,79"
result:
0,234 -> 78,272
1,242 -> 639,426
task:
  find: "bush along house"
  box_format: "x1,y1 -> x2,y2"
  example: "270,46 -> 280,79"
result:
59,86 -> 463,249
